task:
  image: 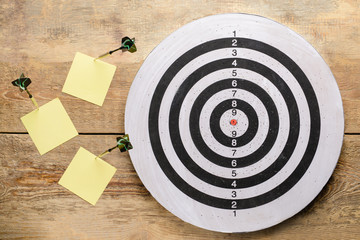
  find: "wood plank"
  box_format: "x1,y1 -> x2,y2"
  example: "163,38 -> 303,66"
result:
0,134 -> 359,239
0,0 -> 359,133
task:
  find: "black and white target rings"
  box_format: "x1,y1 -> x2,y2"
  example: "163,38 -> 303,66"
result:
125,14 -> 344,232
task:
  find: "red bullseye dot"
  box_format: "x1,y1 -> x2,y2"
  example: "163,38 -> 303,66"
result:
230,119 -> 237,126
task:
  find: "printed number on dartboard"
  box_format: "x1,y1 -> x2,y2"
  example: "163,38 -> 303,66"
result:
232,196 -> 237,216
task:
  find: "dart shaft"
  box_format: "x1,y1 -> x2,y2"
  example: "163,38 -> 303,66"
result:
95,145 -> 117,159
96,150 -> 110,159
109,47 -> 122,55
94,52 -> 110,61
26,89 -> 39,109
31,97 -> 39,109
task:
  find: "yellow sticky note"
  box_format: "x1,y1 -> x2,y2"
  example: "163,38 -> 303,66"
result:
62,52 -> 116,106
21,98 -> 78,155
59,147 -> 117,205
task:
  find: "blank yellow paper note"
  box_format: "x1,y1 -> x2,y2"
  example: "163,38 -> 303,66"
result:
62,52 -> 116,106
21,98 -> 78,155
59,147 -> 117,205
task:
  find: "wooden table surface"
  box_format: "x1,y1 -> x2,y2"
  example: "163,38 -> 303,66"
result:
1,0 -> 359,239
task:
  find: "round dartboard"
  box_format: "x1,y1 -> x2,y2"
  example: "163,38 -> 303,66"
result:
125,14 -> 344,233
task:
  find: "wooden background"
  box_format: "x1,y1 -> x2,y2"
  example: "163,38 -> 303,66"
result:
0,0 -> 359,239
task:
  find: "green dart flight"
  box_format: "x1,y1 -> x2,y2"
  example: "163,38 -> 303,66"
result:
12,73 -> 39,109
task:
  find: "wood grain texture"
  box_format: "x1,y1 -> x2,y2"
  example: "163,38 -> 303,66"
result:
0,0 -> 359,133
0,134 -> 359,239
0,0 -> 359,239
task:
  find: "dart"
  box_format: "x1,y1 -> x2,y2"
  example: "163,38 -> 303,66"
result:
95,134 -> 133,159
94,36 -> 137,61
12,73 -> 39,109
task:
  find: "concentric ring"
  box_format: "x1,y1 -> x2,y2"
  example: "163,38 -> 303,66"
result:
188,75 -> 281,169
210,98 -> 258,147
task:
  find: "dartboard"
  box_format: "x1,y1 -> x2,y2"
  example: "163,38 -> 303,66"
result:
125,14 -> 344,233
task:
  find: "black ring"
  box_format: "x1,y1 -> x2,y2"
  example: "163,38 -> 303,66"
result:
209,98 -> 259,147
188,77 -> 278,169
170,63 -> 292,188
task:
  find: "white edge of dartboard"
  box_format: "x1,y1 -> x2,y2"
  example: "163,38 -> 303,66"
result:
125,13 -> 344,233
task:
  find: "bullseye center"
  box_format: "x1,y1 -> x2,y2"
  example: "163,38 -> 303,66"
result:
219,109 -> 249,138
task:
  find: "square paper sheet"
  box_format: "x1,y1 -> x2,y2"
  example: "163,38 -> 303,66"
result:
59,147 -> 117,205
21,98 -> 78,155
62,52 -> 116,106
